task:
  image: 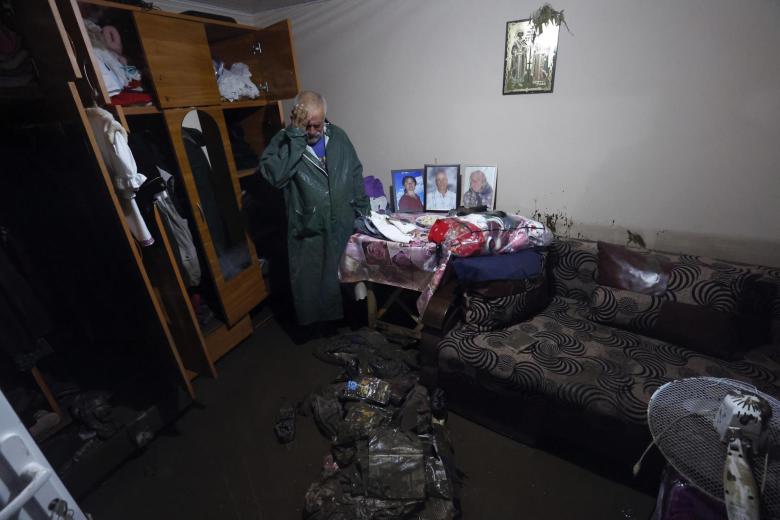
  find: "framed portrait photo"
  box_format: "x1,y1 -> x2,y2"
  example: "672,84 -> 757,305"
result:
391,169 -> 425,213
503,18 -> 559,94
461,166 -> 498,210
424,164 -> 460,212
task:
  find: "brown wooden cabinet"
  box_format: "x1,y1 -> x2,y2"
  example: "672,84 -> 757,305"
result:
72,0 -> 298,362
2,0 -> 297,494
74,0 -> 300,109
2,0 -> 296,404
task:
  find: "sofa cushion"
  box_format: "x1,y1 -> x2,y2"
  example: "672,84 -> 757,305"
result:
549,239 -> 765,314
550,238 -> 777,346
462,276 -> 550,332
588,284 -> 663,332
662,256 -> 757,314
548,239 -> 598,302
597,241 -> 672,295
588,284 -> 746,360
653,301 -> 741,359
438,296 -> 780,425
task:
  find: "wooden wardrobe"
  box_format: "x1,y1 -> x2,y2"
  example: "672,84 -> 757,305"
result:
2,0 -> 297,496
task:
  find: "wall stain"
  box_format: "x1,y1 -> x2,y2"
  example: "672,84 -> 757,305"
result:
532,208 -> 574,236
626,229 -> 646,248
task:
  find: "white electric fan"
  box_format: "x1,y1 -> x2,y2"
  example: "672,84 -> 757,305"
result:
644,378 -> 779,520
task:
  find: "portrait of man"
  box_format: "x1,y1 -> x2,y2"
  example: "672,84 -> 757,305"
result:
424,164 -> 459,211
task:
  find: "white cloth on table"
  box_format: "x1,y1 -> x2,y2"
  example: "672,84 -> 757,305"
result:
368,212 -> 414,244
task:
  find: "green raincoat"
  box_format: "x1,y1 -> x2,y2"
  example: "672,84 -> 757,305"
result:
260,123 -> 369,325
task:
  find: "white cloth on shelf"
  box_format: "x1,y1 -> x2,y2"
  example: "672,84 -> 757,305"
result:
86,107 -> 153,247
84,20 -> 140,96
217,62 -> 260,101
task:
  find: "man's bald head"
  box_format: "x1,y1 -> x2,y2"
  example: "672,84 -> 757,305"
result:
294,90 -> 327,145
295,90 -> 327,115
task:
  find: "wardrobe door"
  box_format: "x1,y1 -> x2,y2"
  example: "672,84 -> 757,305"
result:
11,0 -> 81,87
65,82 -> 197,398
55,0 -> 112,104
133,12 -> 221,108
164,107 -> 267,326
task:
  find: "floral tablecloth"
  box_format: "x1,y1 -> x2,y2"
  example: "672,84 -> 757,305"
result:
339,212 -> 553,315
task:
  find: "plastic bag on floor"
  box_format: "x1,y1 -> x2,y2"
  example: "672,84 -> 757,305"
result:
368,354 -> 409,379
304,477 -> 346,519
424,456 -> 452,499
352,496 -> 423,519
335,459 -> 366,496
343,377 -> 392,406
388,374 -> 419,406
332,443 -> 357,467
338,402 -> 393,442
430,388 -> 448,422
367,428 -> 426,500
312,394 -> 344,441
430,425 -> 464,503
415,497 -> 456,520
397,385 -> 432,434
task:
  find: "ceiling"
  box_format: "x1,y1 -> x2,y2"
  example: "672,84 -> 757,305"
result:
187,0 -> 315,13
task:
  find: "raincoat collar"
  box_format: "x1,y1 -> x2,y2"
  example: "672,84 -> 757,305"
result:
304,122 -> 330,170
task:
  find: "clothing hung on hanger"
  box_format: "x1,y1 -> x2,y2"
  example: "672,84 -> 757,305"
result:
128,131 -> 203,287
85,106 -> 154,246
0,227 -> 53,371
153,168 -> 202,287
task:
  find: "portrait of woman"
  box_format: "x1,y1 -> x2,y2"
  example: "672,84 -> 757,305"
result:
391,169 -> 425,212
461,166 -> 497,209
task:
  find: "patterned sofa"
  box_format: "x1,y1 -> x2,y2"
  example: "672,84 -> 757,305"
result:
426,239 -> 780,437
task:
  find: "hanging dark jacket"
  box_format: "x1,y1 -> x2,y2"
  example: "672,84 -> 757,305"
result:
0,231 -> 53,371
260,123 -> 369,325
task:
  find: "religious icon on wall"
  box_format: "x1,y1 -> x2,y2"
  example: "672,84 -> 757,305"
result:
503,19 -> 559,94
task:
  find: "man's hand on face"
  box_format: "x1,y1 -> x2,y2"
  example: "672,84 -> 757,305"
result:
291,104 -> 309,130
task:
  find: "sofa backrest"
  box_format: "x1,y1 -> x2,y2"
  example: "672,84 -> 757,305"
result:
547,238 -> 780,344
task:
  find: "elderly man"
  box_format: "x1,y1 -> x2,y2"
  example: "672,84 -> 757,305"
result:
260,90 -> 369,326
427,169 -> 456,210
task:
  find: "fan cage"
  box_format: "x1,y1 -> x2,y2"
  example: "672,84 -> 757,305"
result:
647,377 -> 779,518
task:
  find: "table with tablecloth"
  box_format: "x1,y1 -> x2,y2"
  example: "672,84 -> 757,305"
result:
338,212 -> 553,329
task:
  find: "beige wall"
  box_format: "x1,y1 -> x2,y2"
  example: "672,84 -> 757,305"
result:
256,0 -> 780,266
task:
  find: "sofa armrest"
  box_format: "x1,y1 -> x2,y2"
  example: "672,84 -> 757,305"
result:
422,278 -> 461,333
420,278 -> 462,389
